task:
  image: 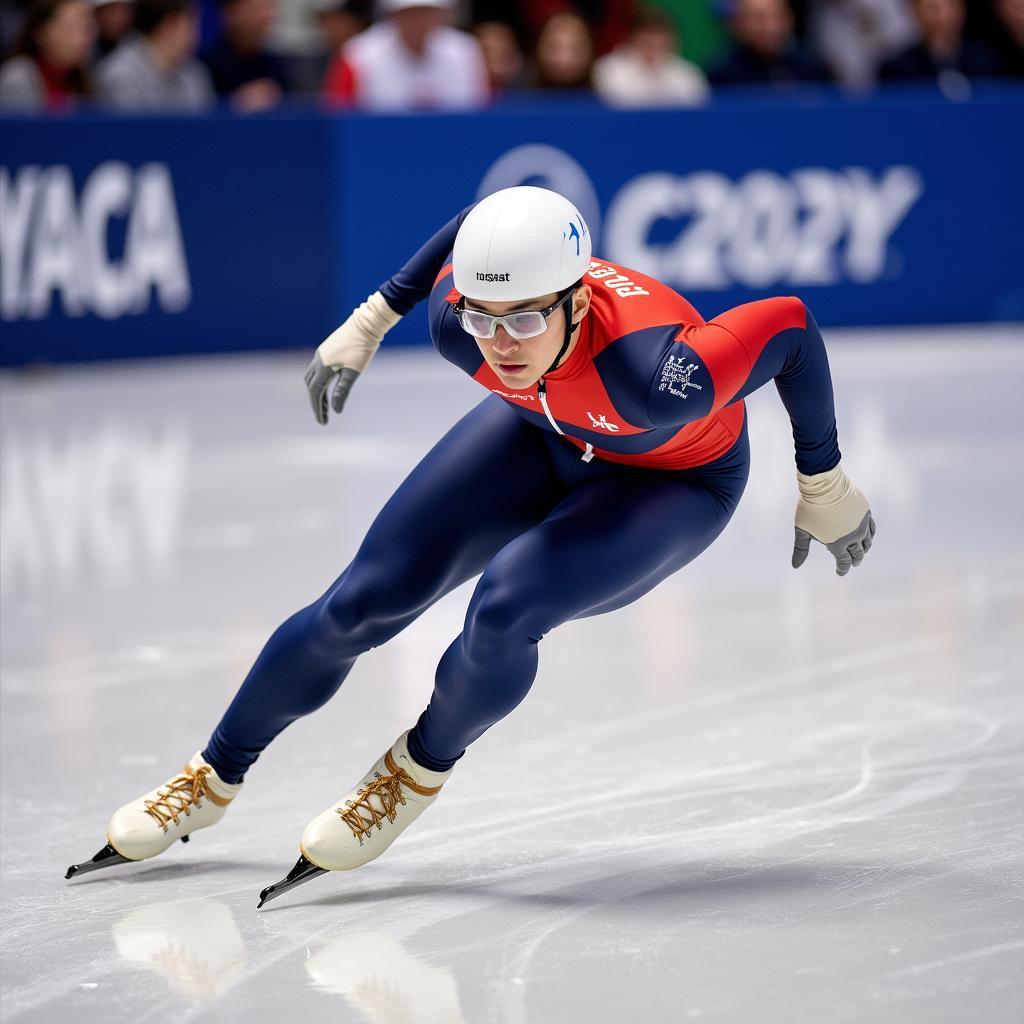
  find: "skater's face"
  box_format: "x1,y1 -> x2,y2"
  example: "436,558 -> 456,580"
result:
464,285 -> 592,389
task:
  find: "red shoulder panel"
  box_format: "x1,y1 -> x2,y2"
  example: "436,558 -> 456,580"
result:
679,297 -> 806,413
710,296 -> 806,360
584,258 -> 704,359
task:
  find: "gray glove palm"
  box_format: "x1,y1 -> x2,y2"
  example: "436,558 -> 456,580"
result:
304,292 -> 403,426
792,510 -> 876,577
304,354 -> 360,426
791,464 -> 875,577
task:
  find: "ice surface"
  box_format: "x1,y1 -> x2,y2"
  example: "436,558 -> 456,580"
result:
2,327 -> 1022,1023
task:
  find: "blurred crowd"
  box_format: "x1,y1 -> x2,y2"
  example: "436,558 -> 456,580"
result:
1,0 -> 1022,113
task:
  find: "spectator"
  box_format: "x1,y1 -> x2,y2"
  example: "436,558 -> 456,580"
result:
269,0 -> 333,95
573,0 -> 637,56
807,0 -> 918,90
594,9 -> 708,106
95,0 -> 213,109
315,0 -> 370,98
469,1 -> 527,52
879,0 -> 998,89
531,11 -> 594,90
990,0 -> 1024,77
315,0 -> 369,54
201,0 -> 288,110
93,0 -> 134,58
710,0 -> 832,88
640,0 -> 728,70
322,0 -> 488,111
1,3 -> 30,58
482,1 -> 636,58
473,19 -> 526,93
0,0 -> 94,110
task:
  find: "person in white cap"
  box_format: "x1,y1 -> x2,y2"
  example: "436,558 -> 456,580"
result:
68,187 -> 874,908
322,0 -> 488,109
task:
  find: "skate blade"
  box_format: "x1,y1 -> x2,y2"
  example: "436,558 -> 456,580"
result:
65,834 -> 190,880
257,854 -> 327,909
65,843 -> 132,879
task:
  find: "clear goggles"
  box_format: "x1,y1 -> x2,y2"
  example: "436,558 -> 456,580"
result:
454,287 -> 575,341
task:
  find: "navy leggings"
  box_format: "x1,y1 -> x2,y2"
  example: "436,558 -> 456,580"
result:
202,397 -> 750,782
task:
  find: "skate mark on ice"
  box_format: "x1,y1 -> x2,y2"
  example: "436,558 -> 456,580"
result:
882,939 -> 1024,979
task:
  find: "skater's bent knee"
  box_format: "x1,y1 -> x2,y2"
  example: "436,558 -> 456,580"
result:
466,580 -> 545,652
318,580 -> 399,650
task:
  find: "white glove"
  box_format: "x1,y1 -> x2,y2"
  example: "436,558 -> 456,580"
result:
791,463 -> 875,576
304,292 -> 402,425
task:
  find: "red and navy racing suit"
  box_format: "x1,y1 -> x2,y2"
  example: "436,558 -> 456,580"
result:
203,211 -> 841,782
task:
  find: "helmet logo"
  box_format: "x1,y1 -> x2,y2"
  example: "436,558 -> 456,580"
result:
564,216 -> 586,256
476,272 -> 510,282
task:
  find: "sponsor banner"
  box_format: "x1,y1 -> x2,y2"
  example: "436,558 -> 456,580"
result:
340,91 -> 1024,346
2,91 -> 1022,365
1,115 -> 335,364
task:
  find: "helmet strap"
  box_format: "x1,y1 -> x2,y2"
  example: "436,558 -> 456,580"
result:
544,286 -> 579,375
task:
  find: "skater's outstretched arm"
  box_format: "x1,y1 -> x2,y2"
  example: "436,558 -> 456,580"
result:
305,206 -> 474,425
646,297 -> 838,474
643,296 -> 875,575
377,207 -> 474,315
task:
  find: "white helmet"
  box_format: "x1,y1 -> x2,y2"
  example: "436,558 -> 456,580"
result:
453,186 -> 592,302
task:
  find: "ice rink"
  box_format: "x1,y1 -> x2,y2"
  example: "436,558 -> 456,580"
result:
2,327 -> 1022,1023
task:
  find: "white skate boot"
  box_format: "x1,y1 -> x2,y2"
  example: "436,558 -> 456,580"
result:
258,730 -> 453,907
66,753 -> 242,879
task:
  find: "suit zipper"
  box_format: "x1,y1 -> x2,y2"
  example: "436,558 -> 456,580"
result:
537,378 -> 594,462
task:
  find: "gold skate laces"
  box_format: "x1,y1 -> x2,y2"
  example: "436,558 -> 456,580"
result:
143,764 -> 232,831
337,750 -> 444,842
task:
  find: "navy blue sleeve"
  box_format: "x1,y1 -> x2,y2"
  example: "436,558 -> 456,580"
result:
378,206 -> 474,316
766,306 -> 842,475
645,298 -> 841,475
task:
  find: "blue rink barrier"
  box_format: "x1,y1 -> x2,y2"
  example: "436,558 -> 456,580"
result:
1,89 -> 1022,365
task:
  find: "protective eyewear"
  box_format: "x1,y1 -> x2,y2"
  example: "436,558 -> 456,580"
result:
454,287 -> 575,341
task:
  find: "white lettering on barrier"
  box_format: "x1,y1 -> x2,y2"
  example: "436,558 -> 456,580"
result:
843,167 -> 924,283
603,166 -> 924,290
0,162 -> 191,322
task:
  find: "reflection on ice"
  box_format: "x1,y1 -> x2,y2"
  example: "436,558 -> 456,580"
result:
305,930 -> 464,1024
111,898 -> 245,1004
0,418 -> 189,593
